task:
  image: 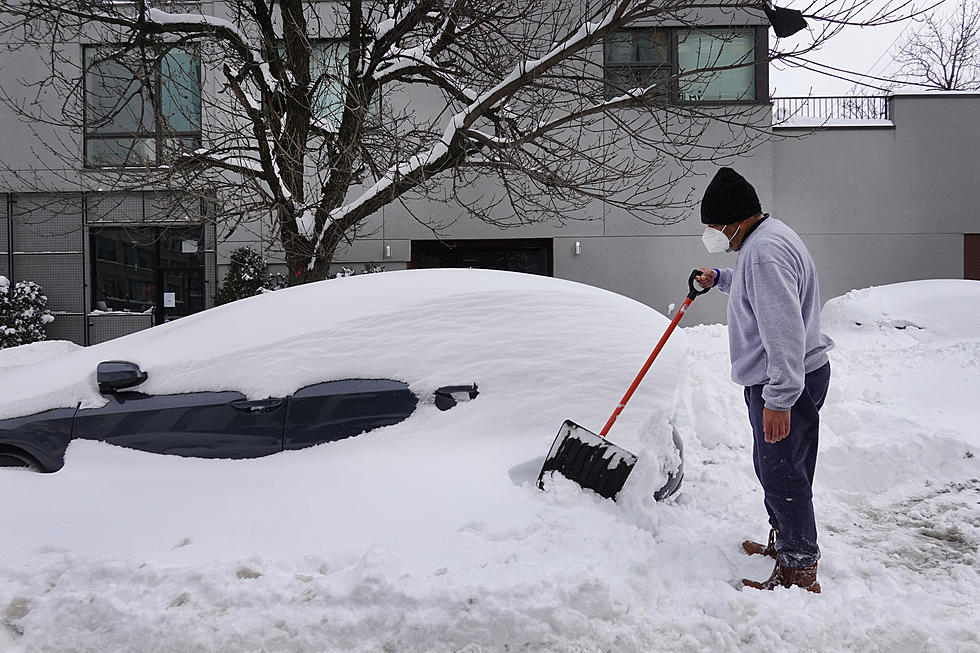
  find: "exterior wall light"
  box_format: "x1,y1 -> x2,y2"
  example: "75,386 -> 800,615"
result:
763,2 -> 808,38
384,244 -> 392,258
574,241 -> 582,255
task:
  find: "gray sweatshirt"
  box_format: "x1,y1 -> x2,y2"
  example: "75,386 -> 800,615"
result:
714,217 -> 834,410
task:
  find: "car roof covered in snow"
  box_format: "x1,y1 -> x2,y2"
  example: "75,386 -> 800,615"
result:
0,268 -> 679,422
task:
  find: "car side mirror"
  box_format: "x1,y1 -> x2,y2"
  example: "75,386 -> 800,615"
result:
97,360 -> 148,393
434,384 -> 479,411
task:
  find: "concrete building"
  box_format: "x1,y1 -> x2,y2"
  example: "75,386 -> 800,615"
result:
1,5 -> 978,345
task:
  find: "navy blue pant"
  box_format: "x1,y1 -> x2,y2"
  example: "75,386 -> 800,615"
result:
744,362 -> 830,568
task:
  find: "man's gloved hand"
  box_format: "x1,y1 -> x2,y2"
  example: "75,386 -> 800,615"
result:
695,268 -> 717,289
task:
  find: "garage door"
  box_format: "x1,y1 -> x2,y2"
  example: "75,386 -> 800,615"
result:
410,239 -> 553,276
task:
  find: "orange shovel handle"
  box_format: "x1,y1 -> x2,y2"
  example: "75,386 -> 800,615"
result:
599,270 -> 710,437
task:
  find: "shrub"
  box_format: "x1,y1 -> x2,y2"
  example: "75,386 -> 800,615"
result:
0,276 -> 55,349
331,262 -> 386,279
216,247 -> 283,305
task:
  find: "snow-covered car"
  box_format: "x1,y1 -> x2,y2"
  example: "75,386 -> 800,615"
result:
0,367 -> 477,472
0,269 -> 684,500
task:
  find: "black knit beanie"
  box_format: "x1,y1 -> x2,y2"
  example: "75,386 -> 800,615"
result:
700,167 -> 762,225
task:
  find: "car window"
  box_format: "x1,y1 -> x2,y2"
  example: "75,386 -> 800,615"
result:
284,379 -> 418,449
73,390 -> 285,459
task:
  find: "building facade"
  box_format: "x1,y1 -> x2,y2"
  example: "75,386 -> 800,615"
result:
1,4 -> 978,345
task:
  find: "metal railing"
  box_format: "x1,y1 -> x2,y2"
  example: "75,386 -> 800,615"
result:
772,96 -> 891,122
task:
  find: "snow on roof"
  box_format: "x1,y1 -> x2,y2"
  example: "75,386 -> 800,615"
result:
773,117 -> 894,128
888,87 -> 980,97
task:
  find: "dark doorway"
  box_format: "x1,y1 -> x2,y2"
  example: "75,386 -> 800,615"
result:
410,239 -> 553,276
966,234 -> 980,281
91,225 -> 206,325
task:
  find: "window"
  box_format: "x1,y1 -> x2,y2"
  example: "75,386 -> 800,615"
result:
603,30 -> 671,100
308,40 -> 380,128
603,27 -> 758,103
311,40 -> 350,126
84,46 -> 201,167
677,28 -> 755,102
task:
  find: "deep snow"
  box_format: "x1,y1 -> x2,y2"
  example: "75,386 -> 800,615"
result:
1,273 -> 978,652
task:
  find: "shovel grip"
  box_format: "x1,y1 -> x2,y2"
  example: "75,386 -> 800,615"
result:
687,269 -> 711,300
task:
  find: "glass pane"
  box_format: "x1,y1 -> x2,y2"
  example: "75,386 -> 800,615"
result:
603,30 -> 670,100
634,30 -> 669,63
91,227 -> 156,313
604,66 -> 668,100
677,28 -> 755,102
86,137 -> 156,167
159,226 -> 204,267
161,47 -> 202,133
604,32 -> 634,64
604,30 -> 668,64
84,48 -> 154,135
160,137 -> 202,163
311,40 -> 350,125
161,269 -> 205,321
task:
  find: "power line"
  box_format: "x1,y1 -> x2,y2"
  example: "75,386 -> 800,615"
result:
787,55 -> 934,92
846,20 -> 917,94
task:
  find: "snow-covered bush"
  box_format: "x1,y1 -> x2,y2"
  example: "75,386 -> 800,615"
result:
0,276 -> 55,349
216,247 -> 284,305
331,262 -> 386,279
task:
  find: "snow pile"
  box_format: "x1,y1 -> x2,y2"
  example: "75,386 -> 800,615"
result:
0,340 -> 81,372
1,276 -> 978,652
822,278 -> 980,338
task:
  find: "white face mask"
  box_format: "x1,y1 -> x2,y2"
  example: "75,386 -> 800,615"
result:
701,224 -> 739,254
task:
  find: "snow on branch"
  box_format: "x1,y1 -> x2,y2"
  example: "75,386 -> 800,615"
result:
144,8 -> 250,45
308,0 -> 643,259
139,7 -> 278,92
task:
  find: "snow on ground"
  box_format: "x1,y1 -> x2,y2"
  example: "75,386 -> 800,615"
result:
1,274 -> 978,652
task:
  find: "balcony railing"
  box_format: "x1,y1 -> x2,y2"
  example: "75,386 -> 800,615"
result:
772,96 -> 891,123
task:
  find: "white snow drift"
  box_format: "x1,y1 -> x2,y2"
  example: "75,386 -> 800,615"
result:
1,274 -> 977,653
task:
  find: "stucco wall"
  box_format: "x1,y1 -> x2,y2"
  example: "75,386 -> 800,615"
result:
770,93 -> 980,307
370,93 -> 980,325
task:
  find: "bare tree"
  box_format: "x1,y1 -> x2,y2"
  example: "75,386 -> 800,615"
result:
890,0 -> 980,90
0,0 -> 921,283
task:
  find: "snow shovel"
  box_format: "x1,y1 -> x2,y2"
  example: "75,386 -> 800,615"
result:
536,270 -> 710,500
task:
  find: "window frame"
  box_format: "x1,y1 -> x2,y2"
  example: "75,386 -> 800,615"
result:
602,25 -> 768,105
82,44 -> 202,168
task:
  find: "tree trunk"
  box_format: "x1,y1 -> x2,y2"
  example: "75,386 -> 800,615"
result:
279,204 -> 319,284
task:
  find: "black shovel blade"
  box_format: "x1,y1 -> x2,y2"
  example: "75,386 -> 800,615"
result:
536,420 -> 638,500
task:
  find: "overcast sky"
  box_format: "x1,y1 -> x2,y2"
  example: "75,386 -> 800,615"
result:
767,0 -> 946,96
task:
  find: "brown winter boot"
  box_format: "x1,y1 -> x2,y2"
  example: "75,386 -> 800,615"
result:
741,528 -> 778,559
742,561 -> 821,593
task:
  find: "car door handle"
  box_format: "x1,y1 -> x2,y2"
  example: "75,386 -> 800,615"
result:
230,398 -> 284,413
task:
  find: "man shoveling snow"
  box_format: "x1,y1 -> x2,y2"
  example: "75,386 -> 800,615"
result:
695,167 -> 835,593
